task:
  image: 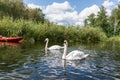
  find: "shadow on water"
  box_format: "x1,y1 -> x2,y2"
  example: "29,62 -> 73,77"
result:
0,41 -> 120,80
0,47 -> 25,72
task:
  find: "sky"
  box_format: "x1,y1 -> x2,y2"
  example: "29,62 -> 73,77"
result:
23,0 -> 120,26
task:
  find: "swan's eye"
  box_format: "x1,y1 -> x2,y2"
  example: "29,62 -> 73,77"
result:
64,41 -> 67,43
45,39 -> 48,41
64,40 -> 67,44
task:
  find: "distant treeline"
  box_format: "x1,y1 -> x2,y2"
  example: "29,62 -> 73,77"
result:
84,5 -> 120,37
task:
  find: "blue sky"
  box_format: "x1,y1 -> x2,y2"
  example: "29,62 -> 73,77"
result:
23,0 -> 119,25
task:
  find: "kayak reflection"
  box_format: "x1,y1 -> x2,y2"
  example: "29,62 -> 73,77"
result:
0,42 -> 22,48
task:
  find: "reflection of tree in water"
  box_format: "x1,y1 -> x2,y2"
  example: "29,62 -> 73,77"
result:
0,47 -> 25,72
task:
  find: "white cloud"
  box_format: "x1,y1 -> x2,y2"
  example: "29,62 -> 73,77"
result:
43,1 -> 100,26
43,1 -> 78,25
102,0 -> 115,16
76,5 -> 100,25
44,1 -> 74,14
102,0 -> 114,8
27,3 -> 42,9
25,1 -> 116,26
118,0 -> 120,3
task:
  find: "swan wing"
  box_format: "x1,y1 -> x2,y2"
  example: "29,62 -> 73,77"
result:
66,50 -> 89,60
48,45 -> 63,50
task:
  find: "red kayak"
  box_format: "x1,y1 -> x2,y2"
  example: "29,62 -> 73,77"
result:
0,37 -> 23,42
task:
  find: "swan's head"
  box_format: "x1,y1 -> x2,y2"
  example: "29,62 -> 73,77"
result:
45,38 -> 49,42
64,40 -> 68,46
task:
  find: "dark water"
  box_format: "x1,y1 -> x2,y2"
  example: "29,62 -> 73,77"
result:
0,41 -> 120,80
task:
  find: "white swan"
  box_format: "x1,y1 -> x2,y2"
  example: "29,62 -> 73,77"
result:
62,40 -> 89,60
45,38 -> 63,55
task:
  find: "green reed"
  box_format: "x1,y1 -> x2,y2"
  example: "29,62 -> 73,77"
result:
0,17 -> 108,43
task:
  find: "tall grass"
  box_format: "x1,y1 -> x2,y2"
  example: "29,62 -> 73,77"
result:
0,17 -> 107,43
107,36 -> 120,42
80,27 -> 107,43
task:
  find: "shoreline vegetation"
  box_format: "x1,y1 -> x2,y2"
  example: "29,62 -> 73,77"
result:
0,17 -> 107,43
0,0 -> 120,44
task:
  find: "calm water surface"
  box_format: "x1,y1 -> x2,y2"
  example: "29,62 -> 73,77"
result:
0,42 -> 120,80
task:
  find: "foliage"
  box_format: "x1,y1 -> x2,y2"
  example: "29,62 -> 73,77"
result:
0,47 -> 24,64
107,36 -> 120,42
0,17 -> 21,36
0,17 -> 107,43
110,4 -> 120,36
80,27 -> 107,43
84,13 -> 96,27
0,0 -> 44,23
84,5 -> 120,37
2,0 -> 120,43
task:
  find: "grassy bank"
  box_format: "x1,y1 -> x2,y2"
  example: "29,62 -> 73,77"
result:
0,17 -> 108,43
107,36 -> 120,42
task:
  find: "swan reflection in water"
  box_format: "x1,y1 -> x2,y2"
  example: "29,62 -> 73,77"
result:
62,59 -> 86,70
23,47 -> 88,80
61,59 -> 84,80
62,59 -> 67,80
48,49 -> 63,58
40,51 -> 84,69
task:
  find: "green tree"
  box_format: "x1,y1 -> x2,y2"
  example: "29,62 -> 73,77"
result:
96,6 -> 110,36
27,8 -> 44,23
0,0 -> 45,23
86,13 -> 96,27
110,4 -> 120,36
84,18 -> 88,27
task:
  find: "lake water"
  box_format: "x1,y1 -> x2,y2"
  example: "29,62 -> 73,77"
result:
0,41 -> 120,80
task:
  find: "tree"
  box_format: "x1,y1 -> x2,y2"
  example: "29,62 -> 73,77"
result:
87,13 -> 96,27
96,6 -> 110,36
110,4 -> 120,36
0,0 -> 45,23
27,8 -> 44,23
84,18 -> 88,27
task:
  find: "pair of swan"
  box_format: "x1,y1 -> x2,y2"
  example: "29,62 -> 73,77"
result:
45,38 -> 89,60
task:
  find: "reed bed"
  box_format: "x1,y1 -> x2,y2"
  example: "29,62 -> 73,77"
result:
0,17 -> 108,43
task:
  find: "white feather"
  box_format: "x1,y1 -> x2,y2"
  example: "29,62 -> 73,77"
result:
62,40 -> 89,60
48,45 -> 63,50
45,38 -> 63,55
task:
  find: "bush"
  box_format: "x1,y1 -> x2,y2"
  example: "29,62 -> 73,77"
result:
0,17 -> 108,43
80,27 -> 107,43
107,36 -> 120,42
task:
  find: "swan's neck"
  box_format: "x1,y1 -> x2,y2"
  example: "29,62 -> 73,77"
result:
45,40 -> 48,56
62,44 -> 67,59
